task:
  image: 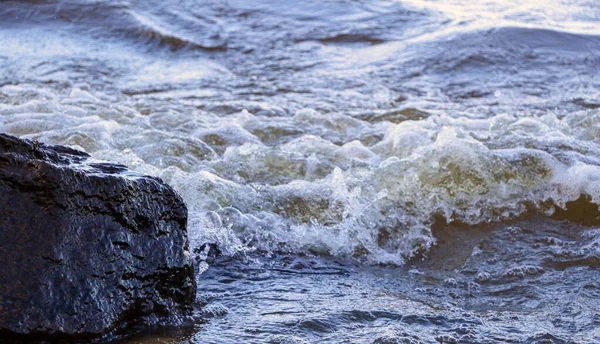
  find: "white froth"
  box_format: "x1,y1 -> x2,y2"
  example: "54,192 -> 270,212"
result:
1,84 -> 600,264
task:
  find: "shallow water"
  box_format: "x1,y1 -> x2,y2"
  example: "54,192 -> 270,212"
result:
1,0 -> 600,342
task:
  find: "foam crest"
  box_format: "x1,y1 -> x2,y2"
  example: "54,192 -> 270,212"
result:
2,84 -> 600,264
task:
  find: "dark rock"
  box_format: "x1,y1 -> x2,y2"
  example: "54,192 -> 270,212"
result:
0,134 -> 195,341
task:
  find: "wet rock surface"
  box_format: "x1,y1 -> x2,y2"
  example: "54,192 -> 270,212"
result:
0,134 -> 195,341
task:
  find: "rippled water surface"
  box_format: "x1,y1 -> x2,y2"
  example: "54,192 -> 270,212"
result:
2,0 -> 600,342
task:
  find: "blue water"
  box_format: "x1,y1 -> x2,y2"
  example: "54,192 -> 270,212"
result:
1,0 -> 600,342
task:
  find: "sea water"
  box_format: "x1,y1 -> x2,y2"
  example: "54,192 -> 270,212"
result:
1,0 -> 600,342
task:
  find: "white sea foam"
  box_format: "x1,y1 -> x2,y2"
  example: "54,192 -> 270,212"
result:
2,85 -> 600,264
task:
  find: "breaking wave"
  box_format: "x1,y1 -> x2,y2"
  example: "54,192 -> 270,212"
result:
2,85 -> 600,264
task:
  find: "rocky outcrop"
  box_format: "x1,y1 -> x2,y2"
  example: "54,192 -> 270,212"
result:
0,134 -> 195,341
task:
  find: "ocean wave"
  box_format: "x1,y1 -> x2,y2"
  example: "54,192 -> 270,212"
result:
415,26 -> 600,76
158,109 -> 600,264
0,0 -> 227,51
2,0 -> 600,266
3,85 -> 600,265
123,9 -> 227,51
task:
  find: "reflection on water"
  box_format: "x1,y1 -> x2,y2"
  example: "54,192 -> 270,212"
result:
114,217 -> 600,343
1,0 -> 600,342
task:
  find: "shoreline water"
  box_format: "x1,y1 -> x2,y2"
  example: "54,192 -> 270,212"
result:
2,0 -> 600,342
110,215 -> 600,343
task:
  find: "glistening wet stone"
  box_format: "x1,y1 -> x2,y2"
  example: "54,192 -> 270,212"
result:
0,134 -> 195,341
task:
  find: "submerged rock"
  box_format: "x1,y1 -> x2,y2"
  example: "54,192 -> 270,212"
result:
0,134 -> 195,341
